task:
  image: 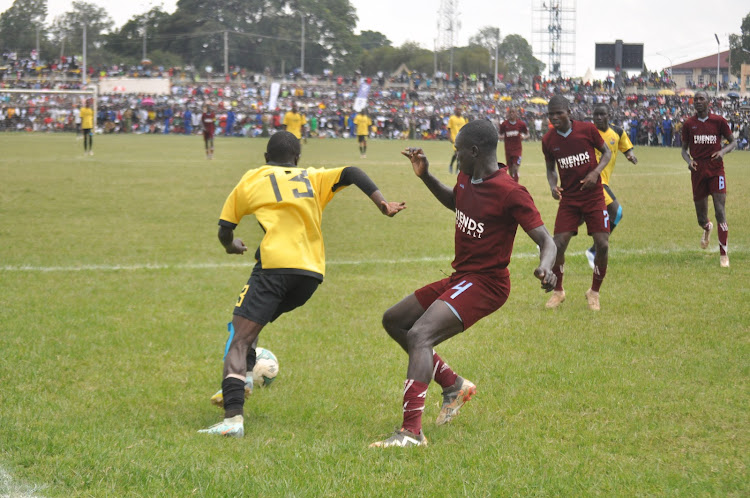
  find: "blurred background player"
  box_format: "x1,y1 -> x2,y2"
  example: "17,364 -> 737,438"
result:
680,91 -> 737,267
584,103 -> 638,269
80,98 -> 94,156
370,120 -> 556,448
354,109 -> 373,158
447,106 -> 467,173
283,104 -> 306,142
498,107 -> 529,182
543,95 -> 612,311
199,131 -> 405,438
202,104 -> 216,159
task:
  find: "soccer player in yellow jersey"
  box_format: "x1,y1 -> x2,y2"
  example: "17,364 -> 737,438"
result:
80,99 -> 95,156
282,104 -> 306,140
199,131 -> 406,437
584,103 -> 638,269
353,109 -> 373,158
447,107 -> 467,173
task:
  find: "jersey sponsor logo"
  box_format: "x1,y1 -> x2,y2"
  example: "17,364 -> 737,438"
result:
505,130 -> 520,137
556,151 -> 591,169
693,135 -> 717,145
455,209 -> 484,238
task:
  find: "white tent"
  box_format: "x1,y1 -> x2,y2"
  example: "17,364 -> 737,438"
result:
583,67 -> 594,84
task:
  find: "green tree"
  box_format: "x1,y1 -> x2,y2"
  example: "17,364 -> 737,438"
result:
358,30 -> 391,50
468,26 -> 500,54
498,34 -> 544,81
49,1 -> 114,57
0,0 -> 47,57
729,11 -> 750,77
106,7 -> 171,63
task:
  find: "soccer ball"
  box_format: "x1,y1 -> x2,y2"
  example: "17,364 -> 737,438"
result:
252,347 -> 279,387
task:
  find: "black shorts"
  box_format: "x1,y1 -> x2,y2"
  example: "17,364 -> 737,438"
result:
233,271 -> 321,325
357,135 -> 367,143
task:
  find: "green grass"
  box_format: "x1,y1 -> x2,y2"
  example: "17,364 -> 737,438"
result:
1,133 -> 748,496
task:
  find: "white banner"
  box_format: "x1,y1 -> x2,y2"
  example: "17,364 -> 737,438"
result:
353,81 -> 370,112
268,82 -> 281,110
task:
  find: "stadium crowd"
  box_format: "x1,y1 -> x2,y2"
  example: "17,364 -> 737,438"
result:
1,70 -> 749,150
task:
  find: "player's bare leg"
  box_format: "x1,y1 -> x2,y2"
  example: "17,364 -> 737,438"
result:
199,316 -> 263,437
712,193 -> 729,267
587,200 -> 620,269
694,197 -> 712,249
371,301 -> 464,448
546,232 -> 572,308
586,231 -> 609,311
382,294 -> 468,419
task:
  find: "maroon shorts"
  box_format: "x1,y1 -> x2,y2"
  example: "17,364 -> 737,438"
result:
691,166 -> 726,201
203,130 -> 214,141
414,271 -> 510,330
554,195 -> 610,235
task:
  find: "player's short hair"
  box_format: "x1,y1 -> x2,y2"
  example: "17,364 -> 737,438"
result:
548,95 -> 570,110
593,103 -> 610,113
266,131 -> 301,160
457,119 -> 498,152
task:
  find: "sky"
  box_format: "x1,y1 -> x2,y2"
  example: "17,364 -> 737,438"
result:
2,0 -> 748,78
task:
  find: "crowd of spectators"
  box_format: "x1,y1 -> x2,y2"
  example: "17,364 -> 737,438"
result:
1,69 -> 749,150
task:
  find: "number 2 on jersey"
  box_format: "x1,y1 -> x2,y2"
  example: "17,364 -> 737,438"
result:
265,171 -> 314,202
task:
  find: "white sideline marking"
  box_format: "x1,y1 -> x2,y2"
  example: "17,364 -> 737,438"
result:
0,247 -> 745,273
0,466 -> 42,497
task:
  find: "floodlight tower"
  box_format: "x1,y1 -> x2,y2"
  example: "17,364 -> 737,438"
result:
437,0 -> 461,81
532,0 -> 576,78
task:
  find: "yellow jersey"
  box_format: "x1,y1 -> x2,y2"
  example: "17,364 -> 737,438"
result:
353,114 -> 372,136
448,114 -> 467,143
283,111 -> 307,139
80,107 -> 94,129
596,125 -> 634,186
219,165 -> 348,280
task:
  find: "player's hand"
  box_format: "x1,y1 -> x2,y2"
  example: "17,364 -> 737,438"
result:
687,160 -> 698,172
550,186 -> 563,200
534,267 -> 557,292
579,171 -> 599,190
401,147 -> 429,178
627,154 -> 638,165
710,150 -> 724,161
380,200 -> 406,217
226,238 -> 247,255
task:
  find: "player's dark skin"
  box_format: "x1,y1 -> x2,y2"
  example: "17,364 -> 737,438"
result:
545,98 -> 612,274
680,91 -> 736,229
592,104 -> 637,235
382,129 -> 557,385
217,144 -> 406,416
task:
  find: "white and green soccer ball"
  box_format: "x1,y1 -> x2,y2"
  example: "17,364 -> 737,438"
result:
251,347 -> 279,387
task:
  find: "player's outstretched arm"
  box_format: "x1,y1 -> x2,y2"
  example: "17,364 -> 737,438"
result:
527,225 -> 557,292
338,167 -> 406,217
401,147 -> 455,210
218,225 -> 248,255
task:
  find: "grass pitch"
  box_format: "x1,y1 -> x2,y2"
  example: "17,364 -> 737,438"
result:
0,133 -> 748,496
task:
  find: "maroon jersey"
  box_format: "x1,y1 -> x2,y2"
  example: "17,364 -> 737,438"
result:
682,113 -> 732,170
202,112 -> 216,134
542,120 -> 605,202
452,167 -> 543,276
499,120 -> 528,155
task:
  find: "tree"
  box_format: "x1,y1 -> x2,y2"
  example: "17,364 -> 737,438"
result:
498,34 -> 544,81
729,11 -> 750,77
358,30 -> 391,50
106,7 -> 171,63
49,1 -> 114,57
468,26 -> 500,54
0,0 -> 47,56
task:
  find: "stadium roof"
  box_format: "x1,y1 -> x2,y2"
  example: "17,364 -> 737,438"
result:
672,50 -> 730,70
